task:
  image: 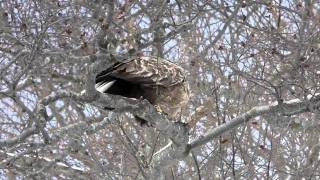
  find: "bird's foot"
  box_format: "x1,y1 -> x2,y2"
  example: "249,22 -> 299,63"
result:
154,105 -> 163,113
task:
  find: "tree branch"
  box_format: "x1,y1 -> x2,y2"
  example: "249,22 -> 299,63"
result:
189,94 -> 320,150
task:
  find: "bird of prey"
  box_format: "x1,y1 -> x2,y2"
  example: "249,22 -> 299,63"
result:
95,56 -> 189,122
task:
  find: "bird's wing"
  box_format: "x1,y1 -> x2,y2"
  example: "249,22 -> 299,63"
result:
105,56 -> 186,87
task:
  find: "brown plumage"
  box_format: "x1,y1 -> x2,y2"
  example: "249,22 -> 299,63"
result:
95,56 -> 189,122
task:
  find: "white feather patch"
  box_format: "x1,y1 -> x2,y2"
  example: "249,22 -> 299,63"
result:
95,80 -> 116,93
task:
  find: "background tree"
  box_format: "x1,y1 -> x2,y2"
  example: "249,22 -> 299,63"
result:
0,0 -> 320,179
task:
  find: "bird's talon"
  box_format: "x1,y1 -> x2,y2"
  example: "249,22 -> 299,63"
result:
155,105 -> 163,113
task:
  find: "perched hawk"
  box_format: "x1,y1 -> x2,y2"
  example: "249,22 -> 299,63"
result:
95,56 -> 189,122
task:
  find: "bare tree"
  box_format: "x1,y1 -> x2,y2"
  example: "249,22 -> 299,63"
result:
1,0 -> 320,179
